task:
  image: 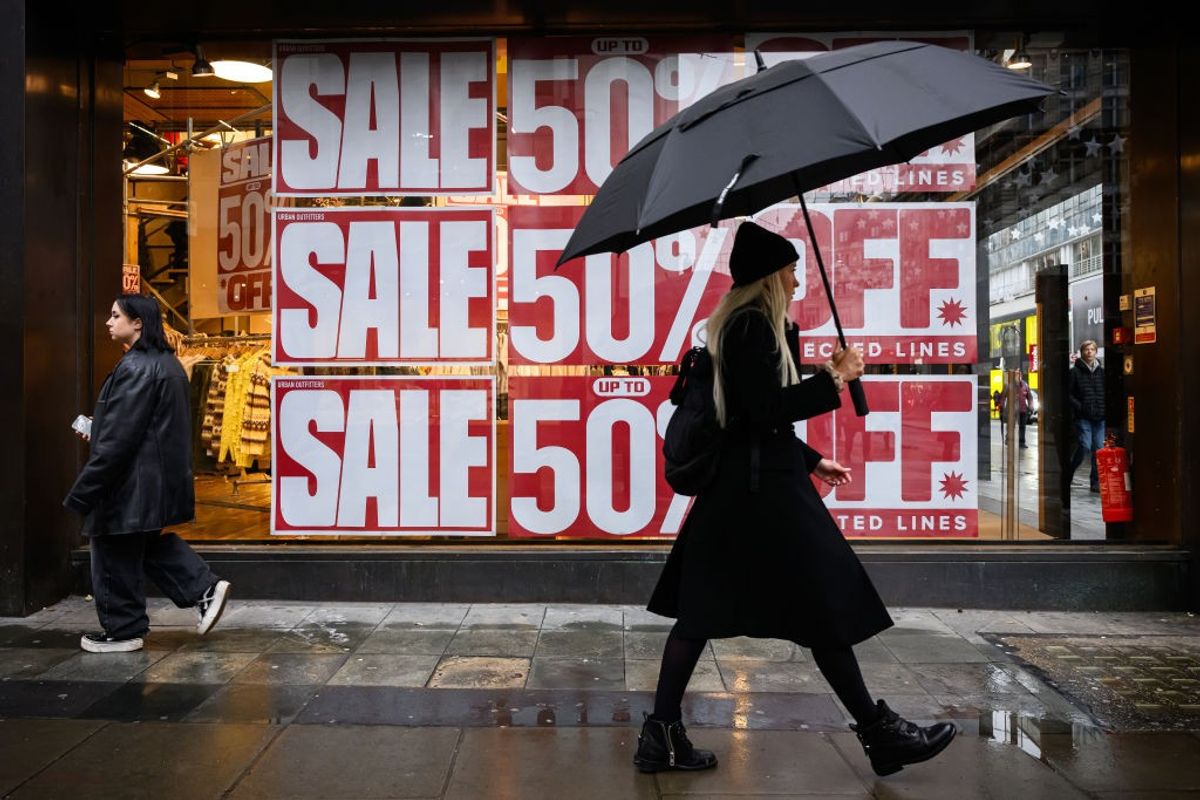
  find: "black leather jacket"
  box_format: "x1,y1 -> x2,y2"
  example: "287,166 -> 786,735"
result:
64,347 -> 195,535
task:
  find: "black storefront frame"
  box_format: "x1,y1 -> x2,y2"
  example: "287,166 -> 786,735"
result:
2,2 -> 1196,614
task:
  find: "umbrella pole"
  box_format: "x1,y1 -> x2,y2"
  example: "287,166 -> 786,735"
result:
796,189 -> 870,417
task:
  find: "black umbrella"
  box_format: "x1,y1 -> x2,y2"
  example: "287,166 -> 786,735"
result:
557,41 -> 1056,415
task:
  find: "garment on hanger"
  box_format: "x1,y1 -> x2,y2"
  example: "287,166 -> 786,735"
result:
239,352 -> 294,467
202,355 -> 235,458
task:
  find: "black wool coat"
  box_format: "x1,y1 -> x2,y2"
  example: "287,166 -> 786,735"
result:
64,347 -> 196,535
648,309 -> 894,648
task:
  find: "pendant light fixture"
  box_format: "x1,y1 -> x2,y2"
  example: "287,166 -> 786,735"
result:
123,123 -> 170,176
1007,36 -> 1033,70
212,60 -> 273,83
142,70 -> 177,100
192,45 -> 214,77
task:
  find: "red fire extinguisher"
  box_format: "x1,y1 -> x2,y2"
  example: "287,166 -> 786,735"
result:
1096,434 -> 1133,523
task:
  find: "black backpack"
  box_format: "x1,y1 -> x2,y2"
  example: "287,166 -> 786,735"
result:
662,346 -> 723,496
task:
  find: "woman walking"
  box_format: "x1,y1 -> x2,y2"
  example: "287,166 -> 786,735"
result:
635,222 -> 956,777
64,293 -> 231,653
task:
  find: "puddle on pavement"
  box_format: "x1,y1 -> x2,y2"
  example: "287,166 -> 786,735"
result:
977,707 -> 1111,764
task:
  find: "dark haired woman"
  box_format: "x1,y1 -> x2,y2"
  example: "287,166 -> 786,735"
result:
64,294 -> 231,653
634,222 -> 956,777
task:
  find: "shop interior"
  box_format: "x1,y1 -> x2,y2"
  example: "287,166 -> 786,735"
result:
120,35 -> 1125,544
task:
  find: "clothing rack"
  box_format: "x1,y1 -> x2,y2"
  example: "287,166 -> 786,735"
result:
178,334 -> 272,361
182,333 -> 272,344
231,467 -> 271,495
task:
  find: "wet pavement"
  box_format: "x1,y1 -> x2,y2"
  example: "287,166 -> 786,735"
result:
1,598 -> 1199,798
988,633 -> 1200,731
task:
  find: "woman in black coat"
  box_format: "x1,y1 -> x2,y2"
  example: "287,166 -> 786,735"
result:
634,222 -> 956,777
64,294 -> 231,653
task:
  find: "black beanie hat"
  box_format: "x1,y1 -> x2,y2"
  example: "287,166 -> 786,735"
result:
729,221 -> 799,287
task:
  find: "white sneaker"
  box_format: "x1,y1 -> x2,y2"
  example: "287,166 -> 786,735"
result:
81,632 -> 144,653
195,580 -> 231,635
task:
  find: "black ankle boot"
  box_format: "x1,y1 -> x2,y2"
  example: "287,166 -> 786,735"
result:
633,713 -> 718,773
851,700 -> 957,776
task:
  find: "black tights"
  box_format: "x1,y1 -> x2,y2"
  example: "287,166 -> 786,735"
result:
652,624 -> 879,726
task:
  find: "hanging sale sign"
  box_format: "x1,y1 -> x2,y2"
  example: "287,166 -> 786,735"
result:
746,31 -> 976,194
272,376 -> 495,536
507,374 -> 977,539
218,137 -> 274,313
121,263 -> 141,294
273,39 -> 495,196
506,35 -> 736,195
272,207 -> 495,367
509,202 -> 976,366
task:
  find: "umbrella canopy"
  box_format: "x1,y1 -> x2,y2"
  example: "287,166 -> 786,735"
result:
558,40 -> 1056,265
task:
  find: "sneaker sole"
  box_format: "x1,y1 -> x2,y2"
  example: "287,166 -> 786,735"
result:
871,726 -> 958,777
196,580 -> 231,635
80,636 -> 144,653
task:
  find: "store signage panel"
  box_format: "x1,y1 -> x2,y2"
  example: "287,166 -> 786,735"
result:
273,39 -> 495,196
218,136 -> 274,313
745,31 -> 975,193
272,376 -> 495,536
509,202 -> 976,366
507,205 -> 732,366
736,202 -> 980,364
272,207 -> 494,366
507,375 -> 683,539
507,375 -> 977,539
506,35 -> 736,195
793,375 -> 977,538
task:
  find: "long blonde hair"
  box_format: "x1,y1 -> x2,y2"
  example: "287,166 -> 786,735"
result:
706,267 -> 799,427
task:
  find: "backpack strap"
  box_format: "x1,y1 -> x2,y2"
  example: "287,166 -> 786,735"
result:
669,347 -> 700,406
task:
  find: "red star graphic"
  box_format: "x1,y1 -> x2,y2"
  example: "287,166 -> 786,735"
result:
940,471 -> 969,501
937,298 -> 968,327
940,138 -> 967,156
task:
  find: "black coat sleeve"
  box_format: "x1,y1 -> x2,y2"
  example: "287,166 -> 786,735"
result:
64,359 -> 158,516
799,440 -> 824,473
722,310 -> 842,431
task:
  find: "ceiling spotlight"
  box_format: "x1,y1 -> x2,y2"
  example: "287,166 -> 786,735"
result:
1007,49 -> 1033,70
212,60 -> 273,83
143,80 -> 161,99
192,46 -> 214,77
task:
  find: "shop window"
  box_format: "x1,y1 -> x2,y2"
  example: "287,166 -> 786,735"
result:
115,34 -> 1137,544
